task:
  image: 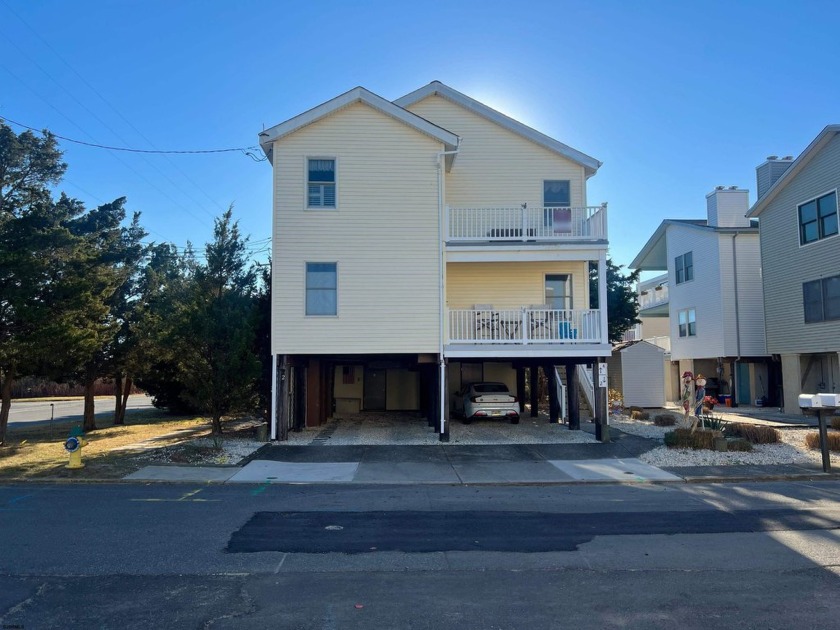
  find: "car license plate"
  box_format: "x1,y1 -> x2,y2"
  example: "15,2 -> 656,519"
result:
492,410 -> 502,416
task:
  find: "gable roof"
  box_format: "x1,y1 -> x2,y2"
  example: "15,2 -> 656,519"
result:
630,219 -> 757,271
394,81 -> 602,178
748,124 -> 840,218
258,86 -> 460,164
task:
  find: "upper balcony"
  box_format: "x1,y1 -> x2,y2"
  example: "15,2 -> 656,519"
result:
638,275 -> 669,316
446,204 -> 608,245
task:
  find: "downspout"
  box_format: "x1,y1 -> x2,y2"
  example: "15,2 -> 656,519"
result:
731,233 -> 741,406
437,143 -> 460,438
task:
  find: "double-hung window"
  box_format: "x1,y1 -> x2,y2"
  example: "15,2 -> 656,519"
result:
306,262 -> 337,316
803,275 -> 840,323
798,191 -> 838,245
308,158 -> 336,209
675,252 -> 693,284
678,308 -> 696,337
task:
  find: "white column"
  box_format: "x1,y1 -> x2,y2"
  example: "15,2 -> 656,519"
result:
598,251 -> 608,344
270,354 -> 278,440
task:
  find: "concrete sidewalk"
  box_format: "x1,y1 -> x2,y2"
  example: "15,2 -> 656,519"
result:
123,437 -> 837,485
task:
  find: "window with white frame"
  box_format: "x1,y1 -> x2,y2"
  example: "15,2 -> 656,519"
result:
307,159 -> 336,208
798,191 -> 838,245
803,274 -> 840,323
675,251 -> 693,284
678,308 -> 696,337
306,262 -> 337,316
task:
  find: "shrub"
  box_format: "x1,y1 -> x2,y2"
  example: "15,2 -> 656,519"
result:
608,389 -> 623,405
727,438 -> 753,452
629,406 -> 643,414
832,416 -> 840,431
654,414 -> 676,427
700,415 -> 727,432
630,410 -> 650,421
724,423 -> 780,444
664,428 -> 719,450
805,432 -> 840,452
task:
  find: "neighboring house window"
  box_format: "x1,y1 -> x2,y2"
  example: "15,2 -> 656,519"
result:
798,191 -> 838,245
803,275 -> 840,323
678,308 -> 696,337
308,159 -> 336,208
306,262 -> 337,315
675,252 -> 693,284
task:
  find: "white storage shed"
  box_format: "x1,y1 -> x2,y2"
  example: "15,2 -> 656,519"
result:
607,340 -> 666,408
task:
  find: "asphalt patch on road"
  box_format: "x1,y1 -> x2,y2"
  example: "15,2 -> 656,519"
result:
226,508 -> 840,553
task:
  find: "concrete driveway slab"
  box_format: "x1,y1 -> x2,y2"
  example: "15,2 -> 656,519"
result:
228,461 -> 359,483
124,466 -> 239,482
549,458 -> 682,482
453,461 -> 575,483
354,462 -> 461,484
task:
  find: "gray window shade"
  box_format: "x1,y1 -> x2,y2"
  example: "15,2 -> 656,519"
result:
824,275 -> 840,320
803,279 -> 823,323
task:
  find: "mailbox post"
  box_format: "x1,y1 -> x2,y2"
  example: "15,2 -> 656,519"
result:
798,394 -> 835,473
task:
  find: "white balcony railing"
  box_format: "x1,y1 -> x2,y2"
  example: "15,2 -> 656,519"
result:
639,284 -> 669,310
447,308 -> 603,345
447,204 -> 607,242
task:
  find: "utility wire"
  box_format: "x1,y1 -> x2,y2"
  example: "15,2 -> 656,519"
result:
3,115 -> 261,156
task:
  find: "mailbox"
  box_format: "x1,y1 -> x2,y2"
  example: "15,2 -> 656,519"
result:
798,394 -> 822,408
816,393 -> 840,407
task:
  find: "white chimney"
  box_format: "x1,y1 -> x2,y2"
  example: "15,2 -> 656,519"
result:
706,186 -> 750,228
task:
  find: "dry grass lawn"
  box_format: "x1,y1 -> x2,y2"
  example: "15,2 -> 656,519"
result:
0,411 -> 213,479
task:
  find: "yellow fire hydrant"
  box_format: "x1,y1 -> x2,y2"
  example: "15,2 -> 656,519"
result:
64,426 -> 88,469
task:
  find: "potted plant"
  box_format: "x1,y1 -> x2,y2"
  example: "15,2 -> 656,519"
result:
702,395 -> 717,414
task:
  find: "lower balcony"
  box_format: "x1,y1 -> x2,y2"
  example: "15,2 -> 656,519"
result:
446,307 -> 610,358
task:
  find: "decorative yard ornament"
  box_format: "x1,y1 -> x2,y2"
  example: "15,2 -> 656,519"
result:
692,374 -> 708,432
680,371 -> 695,429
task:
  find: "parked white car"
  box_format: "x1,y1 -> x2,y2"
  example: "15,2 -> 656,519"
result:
456,382 -> 520,424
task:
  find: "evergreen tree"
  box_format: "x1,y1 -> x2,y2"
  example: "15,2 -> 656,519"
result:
590,258 -> 642,343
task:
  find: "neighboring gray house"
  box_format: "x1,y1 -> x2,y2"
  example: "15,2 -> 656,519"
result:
747,126 -> 840,414
631,187 -> 776,407
607,340 -> 666,408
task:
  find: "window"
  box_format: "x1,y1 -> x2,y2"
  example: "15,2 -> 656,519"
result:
675,252 -> 693,284
543,180 -> 570,207
544,180 -> 571,228
305,262 -> 337,315
545,274 -> 572,310
803,275 -> 840,323
308,159 -> 336,208
799,191 -> 838,245
678,308 -> 696,337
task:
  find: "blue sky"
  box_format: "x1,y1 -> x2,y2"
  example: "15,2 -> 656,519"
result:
2,0 -> 838,269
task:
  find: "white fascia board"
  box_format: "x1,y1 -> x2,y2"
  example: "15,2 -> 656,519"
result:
445,243 -> 607,263
258,86 -> 460,157
444,344 -> 613,359
395,81 -> 602,177
748,125 -> 840,218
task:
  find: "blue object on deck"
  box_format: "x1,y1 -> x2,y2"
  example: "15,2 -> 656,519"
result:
558,322 -> 577,339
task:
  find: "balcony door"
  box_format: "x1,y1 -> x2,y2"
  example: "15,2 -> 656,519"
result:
544,180 -> 571,233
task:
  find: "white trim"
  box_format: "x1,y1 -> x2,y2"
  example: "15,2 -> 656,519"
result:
305,156 -> 339,211
394,81 -> 602,177
444,344 -> 613,359
259,86 -> 459,160
446,244 -> 607,263
796,187 -> 839,249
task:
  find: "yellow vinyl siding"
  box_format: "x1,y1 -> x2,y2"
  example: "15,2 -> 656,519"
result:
446,261 -> 589,309
406,95 -> 586,208
272,102 -> 443,355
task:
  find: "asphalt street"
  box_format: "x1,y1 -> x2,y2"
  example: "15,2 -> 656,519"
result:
7,394 -> 154,426
1,480 -> 839,628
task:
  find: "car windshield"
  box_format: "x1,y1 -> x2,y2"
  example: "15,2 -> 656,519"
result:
473,383 -> 509,393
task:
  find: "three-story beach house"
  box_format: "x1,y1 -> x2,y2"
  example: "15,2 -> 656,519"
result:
259,81 -> 611,440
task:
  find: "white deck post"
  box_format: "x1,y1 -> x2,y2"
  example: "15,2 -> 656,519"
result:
270,354 -> 278,440
598,251 -> 608,344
